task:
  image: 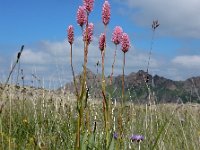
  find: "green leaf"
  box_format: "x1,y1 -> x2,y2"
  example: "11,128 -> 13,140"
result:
108,137 -> 115,150
81,132 -> 88,150
88,133 -> 95,149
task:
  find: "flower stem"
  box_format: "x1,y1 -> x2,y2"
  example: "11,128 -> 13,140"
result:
70,44 -> 79,98
101,25 -> 110,148
75,14 -> 89,149
110,44 -> 117,85
139,141 -> 141,150
102,26 -> 107,94
122,52 -> 125,108
118,52 -> 126,148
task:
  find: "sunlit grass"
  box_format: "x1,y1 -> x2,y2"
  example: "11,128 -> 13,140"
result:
0,86 -> 200,149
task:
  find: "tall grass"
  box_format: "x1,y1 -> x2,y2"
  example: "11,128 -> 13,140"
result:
0,87 -> 200,149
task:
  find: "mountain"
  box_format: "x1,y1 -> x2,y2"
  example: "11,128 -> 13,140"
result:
61,69 -> 200,104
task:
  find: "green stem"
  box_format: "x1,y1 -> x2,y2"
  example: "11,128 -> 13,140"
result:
70,43 -> 81,150
80,14 -> 89,100
70,44 -> 79,99
102,25 -> 107,94
118,52 -> 126,148
0,115 -> 3,149
110,44 -> 117,85
122,52 -> 125,108
75,14 -> 89,150
101,25 -> 110,148
75,111 -> 81,149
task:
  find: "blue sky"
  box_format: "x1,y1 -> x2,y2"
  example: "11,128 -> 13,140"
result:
1,0 -> 200,88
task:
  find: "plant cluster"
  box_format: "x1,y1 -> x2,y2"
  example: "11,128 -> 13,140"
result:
67,0 -> 133,149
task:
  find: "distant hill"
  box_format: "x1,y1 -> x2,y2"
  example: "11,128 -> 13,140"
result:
60,68 -> 200,104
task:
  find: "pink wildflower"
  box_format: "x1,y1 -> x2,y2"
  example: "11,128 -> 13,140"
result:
67,25 -> 74,45
99,33 -> 106,51
77,6 -> 87,27
112,26 -> 123,45
83,23 -> 94,44
83,0 -> 95,13
102,0 -> 110,26
121,33 -> 130,53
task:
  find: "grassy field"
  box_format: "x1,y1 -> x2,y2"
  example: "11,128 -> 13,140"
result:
0,0 -> 200,150
1,1 -> 199,149
0,85 -> 200,149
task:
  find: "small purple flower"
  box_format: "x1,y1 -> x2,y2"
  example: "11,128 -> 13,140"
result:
130,135 -> 144,142
113,132 -> 118,140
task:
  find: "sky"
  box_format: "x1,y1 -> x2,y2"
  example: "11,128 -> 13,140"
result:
0,0 -> 200,88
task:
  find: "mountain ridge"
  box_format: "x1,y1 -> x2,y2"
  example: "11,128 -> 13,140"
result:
61,69 -> 200,103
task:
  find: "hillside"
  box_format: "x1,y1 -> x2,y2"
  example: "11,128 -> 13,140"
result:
61,69 -> 200,103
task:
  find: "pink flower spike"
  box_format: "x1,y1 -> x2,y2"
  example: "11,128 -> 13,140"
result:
83,0 -> 95,13
112,26 -> 123,45
77,6 -> 87,27
102,0 -> 110,26
99,33 -> 106,51
83,23 -> 94,44
121,33 -> 130,53
67,25 -> 74,45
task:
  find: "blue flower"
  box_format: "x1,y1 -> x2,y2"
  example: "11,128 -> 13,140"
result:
130,135 -> 144,142
113,132 -> 118,140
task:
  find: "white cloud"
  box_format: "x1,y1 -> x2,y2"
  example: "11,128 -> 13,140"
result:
21,49 -> 51,65
115,0 -> 200,38
21,40 -> 70,66
40,40 -> 67,56
19,37 -> 160,84
126,52 -> 159,68
17,37 -> 200,87
17,38 -> 104,86
172,55 -> 200,68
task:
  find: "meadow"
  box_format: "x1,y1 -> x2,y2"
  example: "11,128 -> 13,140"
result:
0,85 -> 200,149
1,0 -> 200,149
